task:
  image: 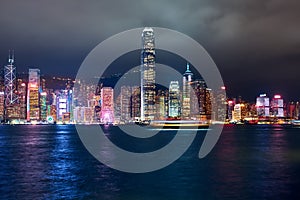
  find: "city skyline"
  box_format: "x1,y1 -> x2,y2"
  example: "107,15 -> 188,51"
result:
1,48 -> 300,124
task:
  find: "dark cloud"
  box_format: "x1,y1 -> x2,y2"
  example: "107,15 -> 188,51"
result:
0,0 -> 299,101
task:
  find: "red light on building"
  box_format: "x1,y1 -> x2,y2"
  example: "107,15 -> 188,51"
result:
274,95 -> 281,99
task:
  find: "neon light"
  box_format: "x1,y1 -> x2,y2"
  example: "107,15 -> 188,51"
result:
274,95 -> 281,99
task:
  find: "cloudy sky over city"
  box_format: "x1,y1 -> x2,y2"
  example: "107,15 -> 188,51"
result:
0,0 -> 299,100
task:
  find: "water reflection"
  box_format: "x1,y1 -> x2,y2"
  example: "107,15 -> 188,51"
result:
0,125 -> 299,199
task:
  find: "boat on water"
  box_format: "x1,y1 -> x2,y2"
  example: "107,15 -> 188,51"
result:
292,120 -> 300,127
149,120 -> 210,129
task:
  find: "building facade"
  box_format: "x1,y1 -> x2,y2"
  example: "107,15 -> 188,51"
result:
141,27 -> 156,121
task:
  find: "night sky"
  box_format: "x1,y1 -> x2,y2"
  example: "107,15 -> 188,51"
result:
0,0 -> 299,101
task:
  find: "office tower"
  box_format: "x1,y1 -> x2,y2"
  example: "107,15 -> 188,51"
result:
156,90 -> 168,120
56,90 -> 72,122
227,100 -> 235,120
4,52 -> 19,120
215,86 -> 227,122
182,63 -> 193,119
141,27 -> 156,121
190,79 -> 207,120
120,86 -> 131,123
114,94 -> 121,124
40,92 -> 47,121
256,94 -> 270,117
131,86 -> 141,120
17,80 -> 26,119
168,81 -> 180,118
205,88 -> 213,120
41,78 -> 46,91
271,95 -> 284,117
232,104 -> 242,121
0,92 -> 4,121
27,69 -> 40,121
100,87 -> 114,123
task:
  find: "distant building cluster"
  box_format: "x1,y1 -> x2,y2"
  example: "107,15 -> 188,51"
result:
1,28 -> 299,125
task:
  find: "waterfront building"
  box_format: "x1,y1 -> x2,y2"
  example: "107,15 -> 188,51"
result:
131,86 -> 141,120
227,100 -> 235,120
27,69 -> 41,121
56,90 -> 72,122
0,92 -> 4,121
100,87 -> 114,123
182,63 -> 193,119
17,80 -> 26,119
141,27 -> 156,121
114,94 -> 121,124
215,86 -> 227,122
205,88 -> 213,120
120,86 -> 131,123
4,52 -> 19,120
40,92 -> 47,121
271,95 -> 284,118
73,106 -> 93,123
191,79 -> 207,120
256,94 -> 270,117
232,104 -> 242,121
156,90 -> 168,120
168,81 -> 180,118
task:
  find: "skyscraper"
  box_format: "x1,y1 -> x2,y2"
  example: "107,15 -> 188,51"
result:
182,63 -> 193,119
141,27 -> 156,121
100,87 -> 114,123
271,95 -> 284,117
40,92 -> 47,121
131,86 -> 141,121
256,94 -> 270,117
0,92 -> 4,121
191,79 -> 207,120
120,86 -> 131,123
56,90 -> 72,122
27,69 -> 40,121
4,51 -> 19,120
168,81 -> 180,118
17,79 -> 27,119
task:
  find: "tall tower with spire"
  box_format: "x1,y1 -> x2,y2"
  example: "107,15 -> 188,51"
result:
182,63 -> 193,119
141,27 -> 156,121
4,50 -> 19,120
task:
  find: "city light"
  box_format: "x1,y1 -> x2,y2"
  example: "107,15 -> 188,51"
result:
274,95 -> 281,99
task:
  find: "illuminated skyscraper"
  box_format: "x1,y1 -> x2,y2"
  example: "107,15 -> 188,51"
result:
156,90 -> 168,120
191,79 -> 207,120
182,63 -> 193,119
27,69 -> 40,121
256,94 -> 270,117
17,79 -> 26,119
0,92 -> 4,121
4,51 -> 19,120
131,86 -> 141,120
56,90 -> 72,122
100,87 -> 114,123
120,86 -> 131,123
271,95 -> 284,117
214,86 -> 227,121
168,81 -> 180,118
4,52 -> 18,106
141,27 -> 156,121
40,92 -> 47,121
